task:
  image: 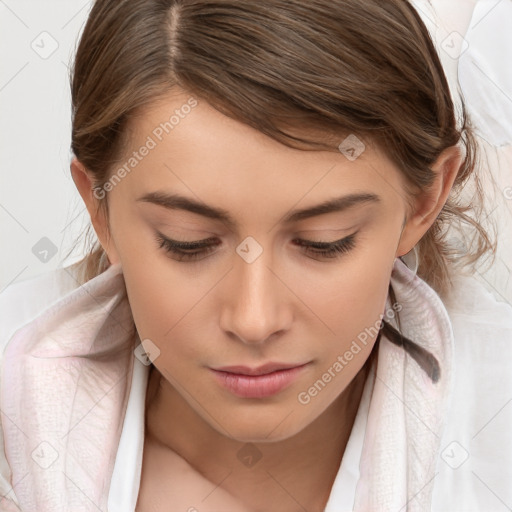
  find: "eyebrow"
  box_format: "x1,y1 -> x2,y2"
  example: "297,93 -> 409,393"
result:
136,191 -> 381,231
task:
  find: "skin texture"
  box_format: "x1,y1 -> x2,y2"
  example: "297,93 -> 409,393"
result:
71,87 -> 463,511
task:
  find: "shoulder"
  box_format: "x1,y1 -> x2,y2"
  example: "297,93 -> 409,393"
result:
444,270 -> 512,349
0,265 -> 81,355
0,264 -> 82,510
431,270 -> 512,510
443,269 -> 512,396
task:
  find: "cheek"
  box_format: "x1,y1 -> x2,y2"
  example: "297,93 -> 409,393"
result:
120,261 -> 187,339
345,262 -> 392,325
295,258 -> 391,341
284,222 -> 397,335
289,252 -> 392,399
289,266 -> 390,419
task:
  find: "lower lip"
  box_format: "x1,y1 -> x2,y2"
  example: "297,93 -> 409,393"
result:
210,364 -> 309,398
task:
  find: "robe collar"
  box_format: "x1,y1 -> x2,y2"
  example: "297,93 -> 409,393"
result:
1,257 -> 453,511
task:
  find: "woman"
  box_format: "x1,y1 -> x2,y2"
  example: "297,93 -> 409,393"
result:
1,0 -> 511,511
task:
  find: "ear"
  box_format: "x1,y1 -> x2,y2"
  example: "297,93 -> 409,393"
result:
70,157 -> 121,264
395,144 -> 464,257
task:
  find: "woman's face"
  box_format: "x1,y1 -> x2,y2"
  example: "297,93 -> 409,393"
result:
95,87 -> 414,442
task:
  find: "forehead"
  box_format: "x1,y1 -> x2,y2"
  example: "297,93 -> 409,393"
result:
116,89 -> 405,210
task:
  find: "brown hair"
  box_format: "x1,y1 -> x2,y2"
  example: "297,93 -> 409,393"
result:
65,0 -> 496,306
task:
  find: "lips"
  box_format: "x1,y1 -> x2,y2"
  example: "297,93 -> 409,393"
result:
213,362 -> 307,376
210,362 -> 310,398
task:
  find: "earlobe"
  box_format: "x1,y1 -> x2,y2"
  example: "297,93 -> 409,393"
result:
395,144 -> 464,258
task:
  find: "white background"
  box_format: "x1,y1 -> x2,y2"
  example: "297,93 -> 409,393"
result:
0,0 -> 93,290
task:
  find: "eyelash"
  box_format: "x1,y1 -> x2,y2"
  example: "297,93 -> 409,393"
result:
155,232 -> 358,262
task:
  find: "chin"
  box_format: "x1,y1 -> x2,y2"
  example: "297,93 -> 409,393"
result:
215,409 -> 309,444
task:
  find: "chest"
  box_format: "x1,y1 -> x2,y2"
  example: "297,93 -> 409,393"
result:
134,437 -> 252,512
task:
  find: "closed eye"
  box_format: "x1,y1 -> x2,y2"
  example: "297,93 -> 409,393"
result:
292,233 -> 357,259
155,232 -> 358,262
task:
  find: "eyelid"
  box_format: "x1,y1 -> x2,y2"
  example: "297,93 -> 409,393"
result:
155,230 -> 359,263
156,232 -> 354,246
294,224 -> 359,237
294,236 -> 351,247
164,236 -> 217,246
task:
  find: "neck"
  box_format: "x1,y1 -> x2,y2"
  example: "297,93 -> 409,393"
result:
144,350 -> 376,511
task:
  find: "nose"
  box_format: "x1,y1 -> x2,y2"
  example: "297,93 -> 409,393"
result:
219,248 -> 293,345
